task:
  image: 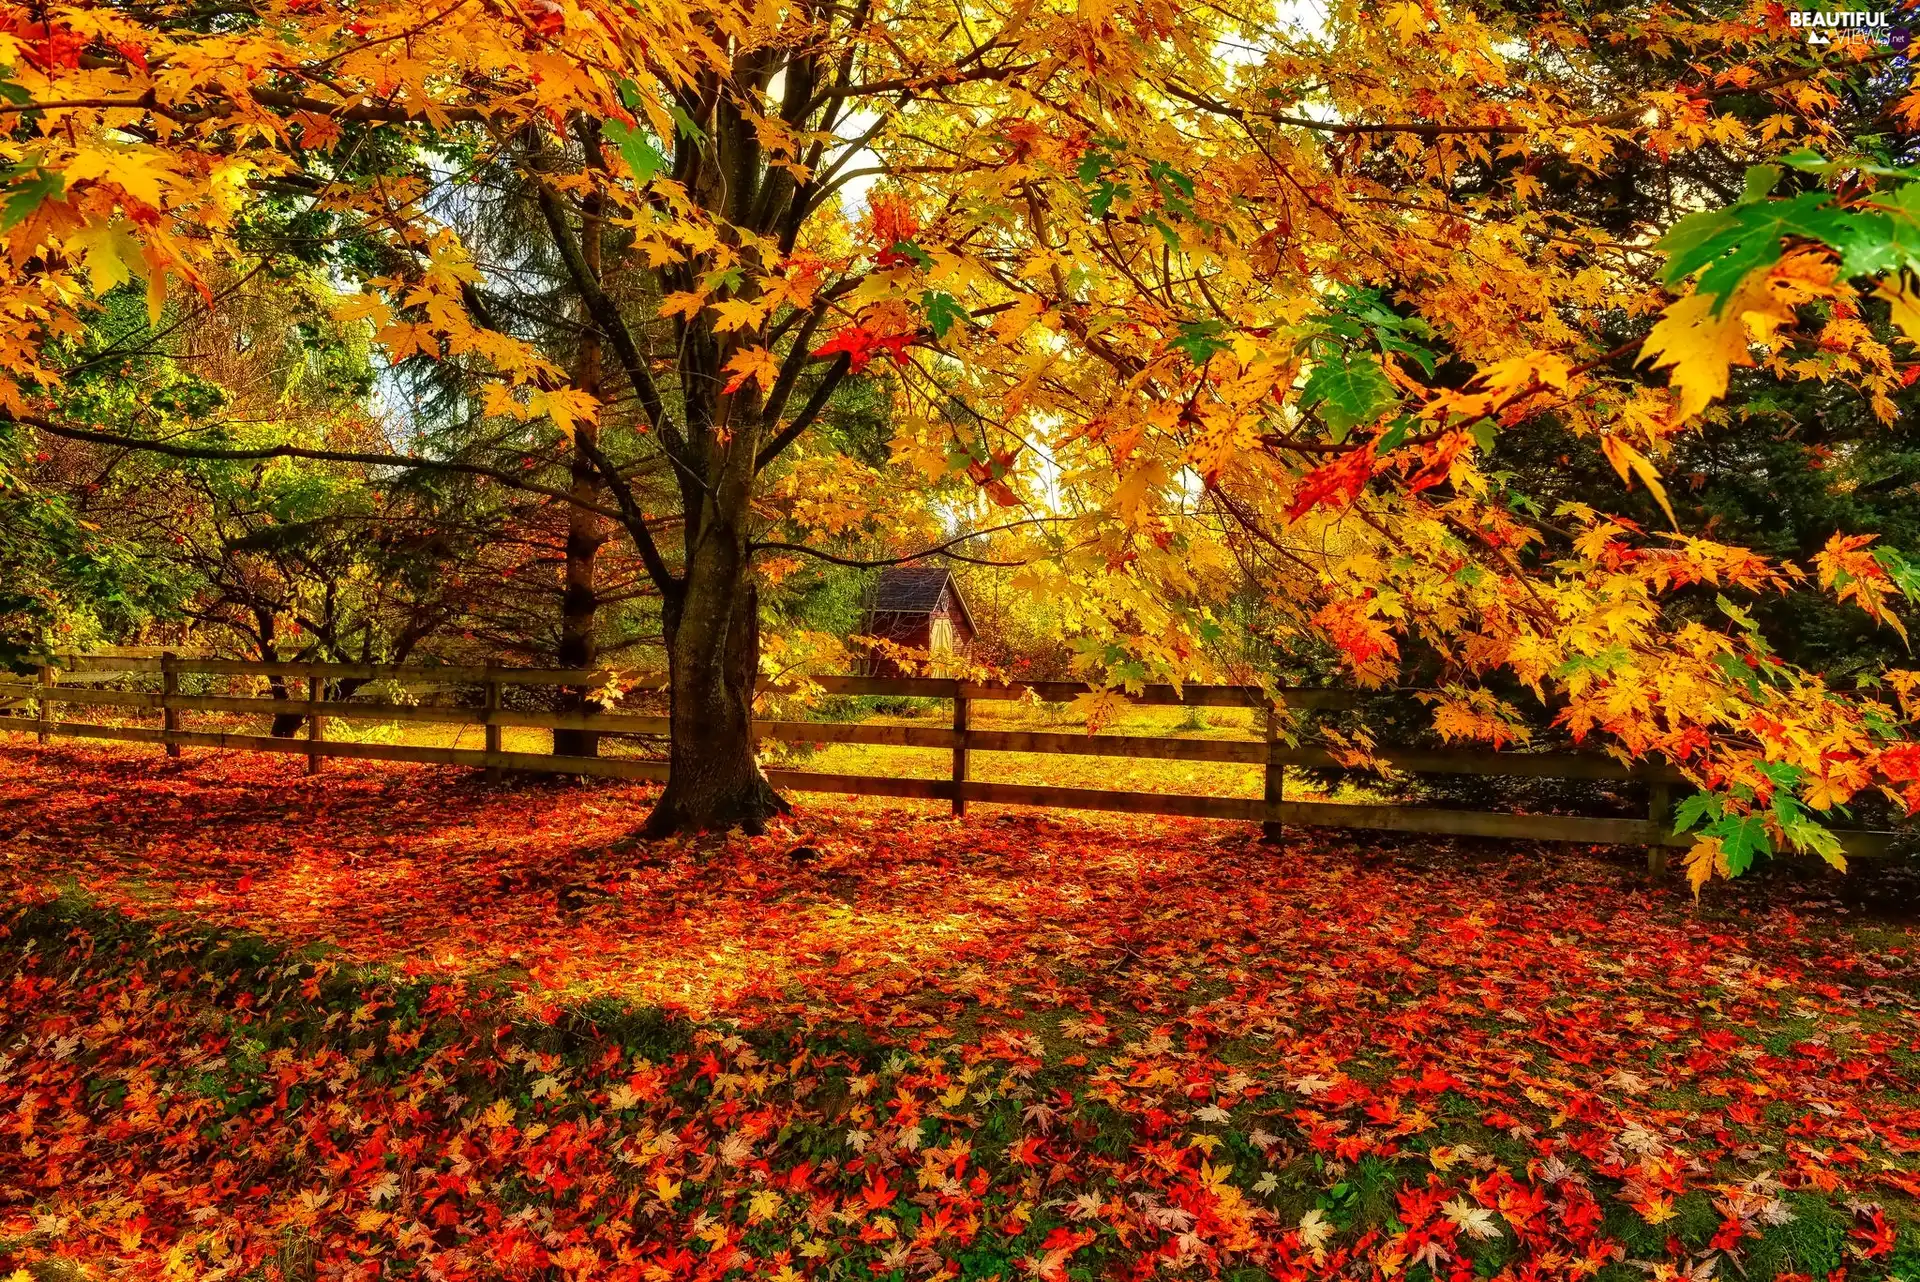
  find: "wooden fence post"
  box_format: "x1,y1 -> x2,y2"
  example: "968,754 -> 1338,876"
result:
1262,698 -> 1285,844
951,687 -> 970,818
1646,780 -> 1672,878
161,653 -> 181,757
484,670 -> 502,783
306,674 -> 324,775
35,663 -> 55,745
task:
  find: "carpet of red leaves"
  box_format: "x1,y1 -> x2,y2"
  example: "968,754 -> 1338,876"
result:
3,742 -> 1919,1282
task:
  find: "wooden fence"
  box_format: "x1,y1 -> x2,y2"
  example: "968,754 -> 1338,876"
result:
0,653 -> 1899,865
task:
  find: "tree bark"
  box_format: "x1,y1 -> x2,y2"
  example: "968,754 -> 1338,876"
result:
640,339 -> 788,834
553,177 -> 607,760
552,424 -> 607,757
644,575 -> 788,835
259,610 -> 308,738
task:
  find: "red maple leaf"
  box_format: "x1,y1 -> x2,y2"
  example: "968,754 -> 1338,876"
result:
1853,1207 -> 1896,1259
812,326 -> 913,373
1287,444 -> 1379,520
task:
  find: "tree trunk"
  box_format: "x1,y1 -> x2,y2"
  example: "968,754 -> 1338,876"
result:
643,573 -> 788,836
551,424 -> 606,758
259,611 -> 308,738
552,174 -> 606,761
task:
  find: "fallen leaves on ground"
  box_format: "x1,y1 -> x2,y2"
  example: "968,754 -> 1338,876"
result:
1,743 -> 1918,1281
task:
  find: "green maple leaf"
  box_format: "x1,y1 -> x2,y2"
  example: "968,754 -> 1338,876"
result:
1300,354 -> 1396,441
1672,791 -> 1720,834
1657,188 -> 1874,309
1,164 -> 62,231
1088,180 -> 1129,218
921,291 -> 968,339
1169,319 -> 1230,366
1076,149 -> 1117,185
1872,545 -> 1920,600
1703,813 -> 1772,875
601,119 -> 665,185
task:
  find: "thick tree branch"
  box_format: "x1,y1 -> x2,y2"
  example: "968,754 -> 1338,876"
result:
1160,56 -> 1893,138
530,180 -> 673,437
570,427 -> 682,598
752,517 -> 1070,567
14,415 -> 624,518
801,59 -> 1041,115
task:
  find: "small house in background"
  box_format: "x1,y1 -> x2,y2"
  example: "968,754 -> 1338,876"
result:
861,567 -> 976,677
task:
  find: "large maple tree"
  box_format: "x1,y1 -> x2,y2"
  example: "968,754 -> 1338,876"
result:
4,0 -> 1920,864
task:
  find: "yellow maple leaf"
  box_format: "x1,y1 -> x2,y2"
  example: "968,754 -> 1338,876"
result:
709,297 -> 770,333
333,292 -> 392,328
64,219 -> 148,296
376,321 -> 444,361
722,345 -> 780,395
1480,352 -> 1570,401
63,145 -> 173,210
482,381 -> 531,421
1641,252 -> 1837,420
1384,1 -> 1427,40
653,1172 -> 683,1203
527,387 -> 599,437
747,1187 -> 782,1223
1877,276 -> 1920,348
1114,461 -> 1165,525
1683,836 -> 1728,898
657,290 -> 706,320
1599,434 -> 1675,527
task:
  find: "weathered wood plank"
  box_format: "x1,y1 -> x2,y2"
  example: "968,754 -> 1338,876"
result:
487,709 -> 670,735
965,729 -> 1263,763
764,769 -> 952,801
0,684 -> 670,734
51,655 -> 163,673
28,721 -> 669,780
161,653 -> 181,759
1273,746 -> 1687,783
960,680 -> 1295,708
759,773 -> 1910,854
798,675 -> 958,698
756,720 -> 954,749
774,675 -> 1352,708
32,722 -> 166,745
36,664 -> 54,745
48,656 -> 1358,709
764,771 -> 1676,843
53,655 -> 661,687
752,721 -> 1681,782
0,683 -> 162,708
306,674 -> 323,776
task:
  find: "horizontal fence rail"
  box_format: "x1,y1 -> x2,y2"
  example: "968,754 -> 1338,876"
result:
1,654 -> 1899,863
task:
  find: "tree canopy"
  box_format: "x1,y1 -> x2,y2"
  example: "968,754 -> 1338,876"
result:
4,0 -> 1920,873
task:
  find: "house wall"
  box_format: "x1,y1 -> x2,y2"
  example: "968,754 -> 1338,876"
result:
859,581 -> 974,676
